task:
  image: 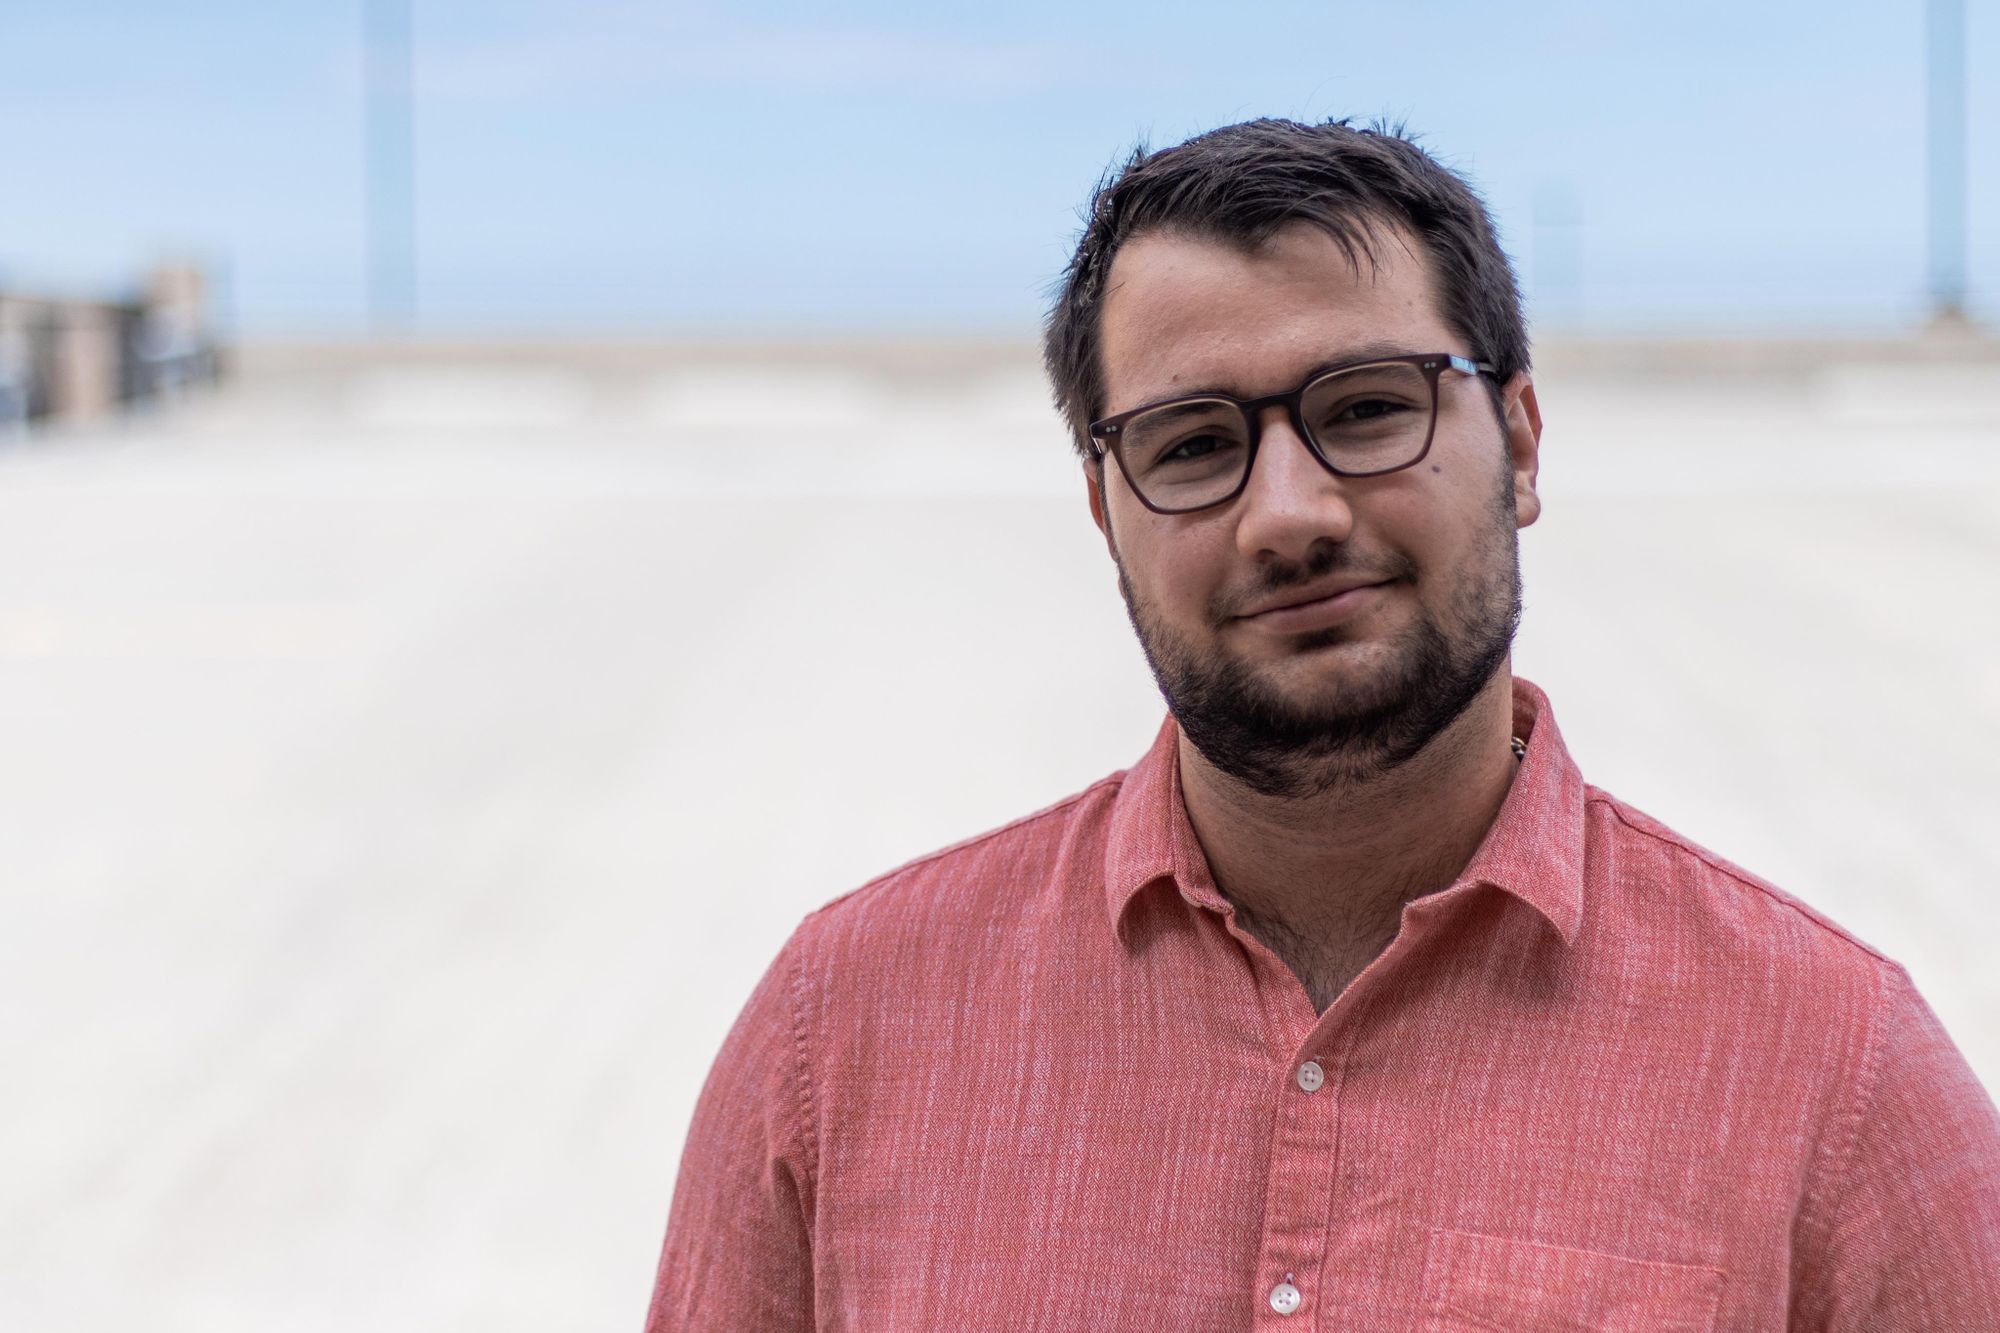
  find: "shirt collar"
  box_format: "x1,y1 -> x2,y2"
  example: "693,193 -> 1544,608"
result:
1101,676 -> 1587,947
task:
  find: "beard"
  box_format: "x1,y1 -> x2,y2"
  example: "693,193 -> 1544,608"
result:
1114,451 -> 1523,800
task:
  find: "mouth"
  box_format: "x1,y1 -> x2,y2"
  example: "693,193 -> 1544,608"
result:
1235,579 -> 1394,634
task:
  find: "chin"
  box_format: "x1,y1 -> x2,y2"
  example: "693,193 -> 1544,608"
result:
1247,638 -> 1402,700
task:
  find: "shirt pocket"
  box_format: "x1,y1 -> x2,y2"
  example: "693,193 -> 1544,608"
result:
1420,1227 -> 1723,1332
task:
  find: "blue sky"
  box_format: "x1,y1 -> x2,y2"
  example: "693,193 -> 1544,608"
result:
5,1 -> 1994,335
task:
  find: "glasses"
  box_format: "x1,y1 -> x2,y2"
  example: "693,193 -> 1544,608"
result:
1087,352 -> 1497,515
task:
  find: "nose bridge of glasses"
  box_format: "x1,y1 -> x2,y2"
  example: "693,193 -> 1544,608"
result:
1244,391 -> 1341,485
1241,396 -> 1339,498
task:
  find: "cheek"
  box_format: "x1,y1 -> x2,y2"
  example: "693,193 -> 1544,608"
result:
1147,553 -> 1204,614
1408,446 -> 1506,540
1114,517 -> 1224,618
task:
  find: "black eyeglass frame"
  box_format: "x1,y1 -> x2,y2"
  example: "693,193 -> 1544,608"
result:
1086,352 -> 1498,516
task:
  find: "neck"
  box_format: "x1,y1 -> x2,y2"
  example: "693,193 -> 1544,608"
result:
1178,667 -> 1521,956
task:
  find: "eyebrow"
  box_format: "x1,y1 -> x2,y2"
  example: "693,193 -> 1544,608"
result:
1121,340 -> 1430,412
1136,398 -> 1241,426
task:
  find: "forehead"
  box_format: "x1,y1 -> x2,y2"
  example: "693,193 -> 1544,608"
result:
1097,221 -> 1455,412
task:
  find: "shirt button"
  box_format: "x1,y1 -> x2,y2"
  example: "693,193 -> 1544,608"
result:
1295,1060 -> 1325,1093
1269,1280 -> 1302,1315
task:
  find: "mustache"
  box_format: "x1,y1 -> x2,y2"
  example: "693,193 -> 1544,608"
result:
1211,543 -> 1418,624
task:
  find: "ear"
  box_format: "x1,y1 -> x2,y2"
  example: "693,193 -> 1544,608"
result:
1084,461 -> 1118,557
1499,372 -> 1543,529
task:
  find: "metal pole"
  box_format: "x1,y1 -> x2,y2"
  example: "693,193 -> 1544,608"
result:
365,0 -> 415,330
1926,0 -> 1967,325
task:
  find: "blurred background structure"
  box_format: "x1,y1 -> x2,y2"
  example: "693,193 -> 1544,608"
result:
0,264 -> 221,429
2,3 -> 1996,1332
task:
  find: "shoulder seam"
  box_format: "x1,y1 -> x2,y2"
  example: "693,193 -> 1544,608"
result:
1585,793 -> 1894,966
804,773 -> 1126,922
783,932 -> 820,1219
1795,957 -> 1902,1268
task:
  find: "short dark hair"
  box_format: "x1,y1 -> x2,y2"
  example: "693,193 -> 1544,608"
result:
1042,117 -> 1529,459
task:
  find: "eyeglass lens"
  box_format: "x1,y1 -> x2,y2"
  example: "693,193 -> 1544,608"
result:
1117,361 -> 1436,512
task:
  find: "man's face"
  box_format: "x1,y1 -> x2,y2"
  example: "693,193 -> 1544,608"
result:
1089,222 -> 1543,797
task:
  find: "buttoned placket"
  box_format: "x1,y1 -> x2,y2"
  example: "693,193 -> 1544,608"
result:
1209,888 -> 1462,1328
1213,908 -> 1353,1328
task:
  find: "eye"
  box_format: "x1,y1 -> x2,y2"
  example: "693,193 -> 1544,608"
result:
1123,401 -> 1247,474
1161,432 -> 1229,461
1329,396 -> 1410,423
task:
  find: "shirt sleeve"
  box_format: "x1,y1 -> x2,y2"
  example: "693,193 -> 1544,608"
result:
1792,961 -> 2000,1329
644,929 -> 817,1333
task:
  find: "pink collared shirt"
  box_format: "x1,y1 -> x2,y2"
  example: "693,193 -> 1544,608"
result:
648,679 -> 2000,1330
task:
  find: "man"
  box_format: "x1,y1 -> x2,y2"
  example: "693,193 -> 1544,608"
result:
647,119 -> 2000,1329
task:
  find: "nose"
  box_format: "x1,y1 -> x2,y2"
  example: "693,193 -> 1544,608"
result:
1232,405 -> 1356,564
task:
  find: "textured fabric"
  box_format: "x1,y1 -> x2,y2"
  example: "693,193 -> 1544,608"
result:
648,679 -> 2000,1331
